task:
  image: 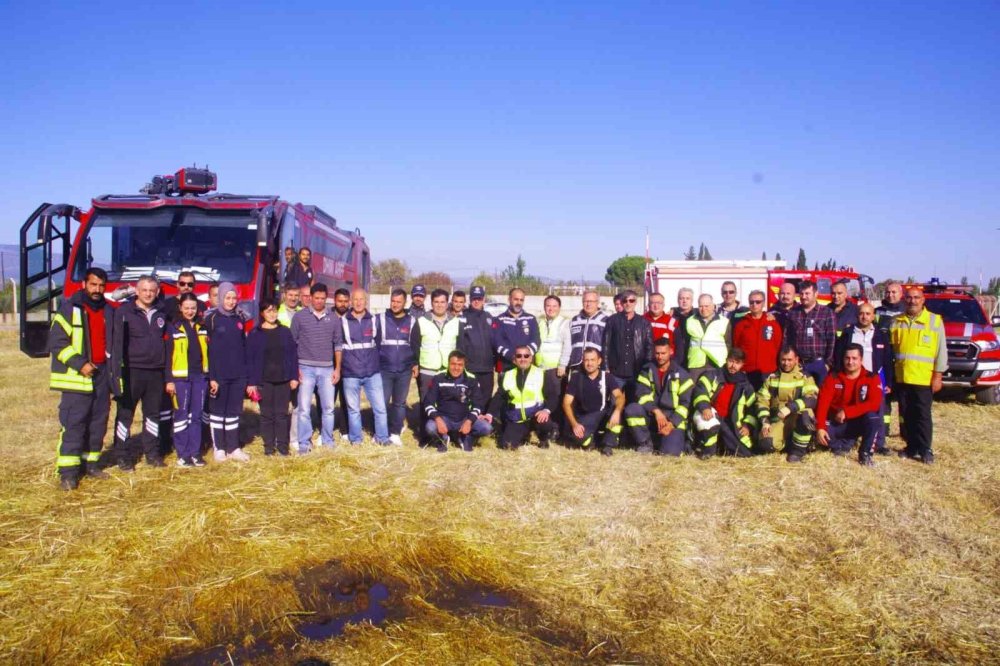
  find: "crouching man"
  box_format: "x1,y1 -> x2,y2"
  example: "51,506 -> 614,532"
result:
756,346 -> 819,463
816,343 -> 884,466
487,346 -> 556,450
562,348 -> 625,456
624,338 -> 694,456
691,348 -> 758,458
422,351 -> 492,452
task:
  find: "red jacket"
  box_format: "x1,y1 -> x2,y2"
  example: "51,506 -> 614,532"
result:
732,313 -> 782,375
644,312 -> 673,345
815,369 -> 883,431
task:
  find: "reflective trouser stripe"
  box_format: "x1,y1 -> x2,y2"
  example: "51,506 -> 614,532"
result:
608,424 -> 622,434
626,416 -> 647,426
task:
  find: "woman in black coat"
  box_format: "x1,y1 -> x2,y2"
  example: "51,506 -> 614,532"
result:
247,299 -> 299,455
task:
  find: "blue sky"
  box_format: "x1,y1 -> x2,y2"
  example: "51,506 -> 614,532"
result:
2,1 -> 998,284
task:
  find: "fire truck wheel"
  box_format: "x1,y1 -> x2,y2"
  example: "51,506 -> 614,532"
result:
976,384 -> 1000,406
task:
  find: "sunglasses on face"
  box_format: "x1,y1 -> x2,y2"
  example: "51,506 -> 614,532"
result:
178,281 -> 194,287
625,298 -> 636,303
749,299 -> 764,305
514,353 -> 532,359
722,290 -> 736,295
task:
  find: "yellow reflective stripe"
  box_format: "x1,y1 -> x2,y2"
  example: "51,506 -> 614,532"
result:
744,414 -> 759,427
896,352 -> 935,364
792,432 -> 812,443
678,379 -> 694,394
581,436 -> 592,447
771,380 -> 805,388
692,395 -> 711,408
626,416 -> 647,426
637,374 -> 653,387
51,313 -> 72,336
50,375 -> 92,391
56,345 -> 78,364
739,435 -> 753,448
608,424 -> 622,434
84,451 -> 101,462
794,399 -> 805,411
56,455 -> 81,467
637,394 -> 653,405
674,405 -> 689,418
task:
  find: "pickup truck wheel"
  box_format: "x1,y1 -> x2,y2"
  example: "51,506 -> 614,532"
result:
976,384 -> 1000,405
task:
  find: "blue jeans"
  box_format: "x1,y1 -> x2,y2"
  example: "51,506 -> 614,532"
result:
343,373 -> 389,443
380,369 -> 412,436
298,365 -> 336,450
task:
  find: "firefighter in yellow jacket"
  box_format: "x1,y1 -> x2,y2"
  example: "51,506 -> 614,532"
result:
755,346 -> 819,463
49,268 -> 115,490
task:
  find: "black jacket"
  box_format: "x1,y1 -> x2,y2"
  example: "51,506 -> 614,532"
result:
602,312 -> 653,379
246,325 -> 299,385
112,300 -> 167,374
457,308 -> 496,372
423,371 -> 482,421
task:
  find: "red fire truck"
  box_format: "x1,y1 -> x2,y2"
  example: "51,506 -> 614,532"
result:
19,167 -> 370,357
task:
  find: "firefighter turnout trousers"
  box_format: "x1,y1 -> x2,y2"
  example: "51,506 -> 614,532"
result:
623,404 -> 687,456
693,411 -> 753,458
56,364 -> 112,478
113,368 -> 165,464
757,409 -> 815,455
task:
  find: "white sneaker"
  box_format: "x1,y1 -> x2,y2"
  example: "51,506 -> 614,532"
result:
389,434 -> 403,446
340,432 -> 351,443
213,449 -> 228,463
176,457 -> 192,468
229,448 -> 251,462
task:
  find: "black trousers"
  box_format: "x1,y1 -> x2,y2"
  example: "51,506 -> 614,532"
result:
565,406 -> 620,450
499,417 -> 555,448
260,381 -> 292,455
897,383 -> 933,456
470,370 -> 495,413
333,378 -> 350,436
57,365 -> 111,477
113,367 -> 165,463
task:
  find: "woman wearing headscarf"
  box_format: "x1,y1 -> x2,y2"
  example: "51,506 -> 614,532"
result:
204,282 -> 250,462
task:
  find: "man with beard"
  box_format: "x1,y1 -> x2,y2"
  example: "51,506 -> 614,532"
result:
49,268 -> 115,490
691,348 -> 758,458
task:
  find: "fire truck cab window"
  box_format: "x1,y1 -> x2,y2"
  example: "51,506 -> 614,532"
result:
72,208 -> 258,283
817,278 -> 832,295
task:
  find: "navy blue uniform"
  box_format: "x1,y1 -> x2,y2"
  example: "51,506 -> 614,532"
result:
205,310 -> 249,454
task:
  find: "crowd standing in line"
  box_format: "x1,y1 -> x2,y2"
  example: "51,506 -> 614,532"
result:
48,257 -> 948,491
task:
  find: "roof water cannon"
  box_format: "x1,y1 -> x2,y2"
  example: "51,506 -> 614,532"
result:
141,166 -> 217,195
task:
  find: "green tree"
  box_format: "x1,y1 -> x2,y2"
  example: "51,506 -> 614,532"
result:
410,271 -> 452,291
761,252 -> 767,260
372,258 -> 410,292
775,252 -> 782,262
684,245 -> 697,261
605,255 -> 647,288
796,248 -> 808,270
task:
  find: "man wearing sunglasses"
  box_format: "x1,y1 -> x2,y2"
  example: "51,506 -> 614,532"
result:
717,281 -> 749,322
162,271 -> 207,322
732,289 -> 782,391
602,289 -> 653,401
487,346 -> 557,449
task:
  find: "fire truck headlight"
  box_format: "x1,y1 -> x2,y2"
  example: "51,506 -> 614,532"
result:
974,339 -> 1000,352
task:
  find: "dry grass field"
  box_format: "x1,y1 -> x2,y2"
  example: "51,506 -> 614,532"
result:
1,329 -> 998,665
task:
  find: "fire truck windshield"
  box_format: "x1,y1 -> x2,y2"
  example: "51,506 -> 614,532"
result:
923,298 -> 988,325
72,208 -> 258,284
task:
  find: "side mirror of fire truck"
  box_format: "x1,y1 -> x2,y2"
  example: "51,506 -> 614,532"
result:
256,208 -> 271,248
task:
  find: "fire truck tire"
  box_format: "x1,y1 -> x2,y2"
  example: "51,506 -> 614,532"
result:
975,385 -> 1000,406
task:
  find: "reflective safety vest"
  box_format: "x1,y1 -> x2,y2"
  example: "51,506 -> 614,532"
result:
277,303 -> 301,328
890,309 -> 945,386
418,315 -> 460,373
169,323 -> 209,377
535,315 -> 566,370
686,315 -> 729,368
49,307 -> 93,393
501,365 -> 546,422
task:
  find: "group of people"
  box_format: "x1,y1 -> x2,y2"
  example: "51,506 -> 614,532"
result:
48,258 -> 947,491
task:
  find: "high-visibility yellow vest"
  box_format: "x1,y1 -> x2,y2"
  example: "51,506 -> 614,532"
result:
418,315 -> 460,372
501,365 -> 545,422
686,315 -> 729,368
49,307 -> 93,393
170,323 -> 209,377
535,315 -> 566,370
890,309 -> 945,386
277,303 -> 301,328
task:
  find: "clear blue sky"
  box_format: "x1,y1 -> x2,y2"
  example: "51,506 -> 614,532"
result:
2,1 -> 998,284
